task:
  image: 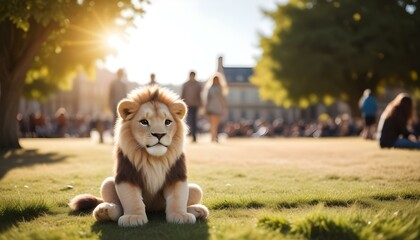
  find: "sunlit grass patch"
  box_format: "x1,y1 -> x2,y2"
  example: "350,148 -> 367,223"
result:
292,212 -> 358,240
258,216 -> 291,234
209,199 -> 266,210
276,201 -> 298,209
258,208 -> 420,240
371,192 -> 420,201
360,210 -> 420,240
0,138 -> 419,239
0,198 -> 50,232
323,199 -> 355,208
323,174 -> 361,182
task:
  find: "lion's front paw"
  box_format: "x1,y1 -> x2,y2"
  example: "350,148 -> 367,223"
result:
118,214 -> 148,227
167,212 -> 196,224
93,203 -> 122,221
187,204 -> 209,219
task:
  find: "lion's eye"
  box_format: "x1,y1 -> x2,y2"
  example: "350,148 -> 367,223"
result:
139,119 -> 149,126
165,119 -> 172,126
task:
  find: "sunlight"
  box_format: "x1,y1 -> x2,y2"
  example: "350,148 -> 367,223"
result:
106,34 -> 124,50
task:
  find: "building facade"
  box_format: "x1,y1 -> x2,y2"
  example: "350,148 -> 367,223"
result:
218,57 -> 304,123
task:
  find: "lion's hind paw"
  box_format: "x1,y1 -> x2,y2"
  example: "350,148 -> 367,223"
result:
187,204 -> 209,219
93,203 -> 122,221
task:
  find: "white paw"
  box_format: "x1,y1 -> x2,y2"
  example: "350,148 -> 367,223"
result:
187,204 -> 209,219
118,214 -> 148,227
93,203 -> 122,221
167,212 -> 196,224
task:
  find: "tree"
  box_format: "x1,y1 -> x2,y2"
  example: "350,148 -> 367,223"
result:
0,0 -> 146,149
252,0 -> 420,116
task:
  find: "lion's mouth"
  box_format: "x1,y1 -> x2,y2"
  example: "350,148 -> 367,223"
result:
146,142 -> 168,148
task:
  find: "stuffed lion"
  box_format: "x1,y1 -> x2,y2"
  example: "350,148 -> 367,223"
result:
70,86 -> 209,227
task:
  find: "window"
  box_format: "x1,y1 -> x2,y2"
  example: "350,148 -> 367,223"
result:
236,75 -> 244,82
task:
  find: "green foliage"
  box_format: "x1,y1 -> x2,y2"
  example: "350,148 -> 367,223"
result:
0,0 -> 146,99
22,78 -> 59,102
252,0 -> 420,109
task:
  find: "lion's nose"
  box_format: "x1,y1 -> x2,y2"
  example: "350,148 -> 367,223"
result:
152,133 -> 166,140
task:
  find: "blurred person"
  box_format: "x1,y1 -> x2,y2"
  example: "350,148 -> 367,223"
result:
148,73 -> 158,86
55,108 -> 68,138
203,73 -> 228,142
109,68 -> 127,124
17,113 -> 27,137
181,71 -> 202,142
335,114 -> 352,136
413,115 -> 420,138
36,114 -> 53,137
272,118 -> 285,136
74,113 -> 88,137
29,113 -> 37,137
359,89 -> 378,139
377,93 -> 420,149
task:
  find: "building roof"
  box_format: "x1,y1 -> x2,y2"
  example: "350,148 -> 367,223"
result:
223,67 -> 253,84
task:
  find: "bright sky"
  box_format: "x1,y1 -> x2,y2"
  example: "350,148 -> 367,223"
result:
103,0 -> 287,85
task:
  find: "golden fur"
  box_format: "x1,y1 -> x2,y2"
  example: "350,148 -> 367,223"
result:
116,86 -> 187,194
69,86 -> 209,227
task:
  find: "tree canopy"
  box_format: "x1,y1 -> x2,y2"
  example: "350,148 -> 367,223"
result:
1,0 -> 144,97
0,0 -> 147,149
251,0 -> 420,113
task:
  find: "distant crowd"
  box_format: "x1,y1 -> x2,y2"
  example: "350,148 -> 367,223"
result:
17,110 -> 420,140
16,68 -> 420,150
222,114 -> 363,138
17,109 -> 113,139
17,110 -> 364,139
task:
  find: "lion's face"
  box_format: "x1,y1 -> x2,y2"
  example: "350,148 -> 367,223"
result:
116,87 -> 187,158
130,102 -> 177,156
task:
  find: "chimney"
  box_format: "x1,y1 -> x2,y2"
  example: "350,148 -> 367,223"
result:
217,56 -> 224,75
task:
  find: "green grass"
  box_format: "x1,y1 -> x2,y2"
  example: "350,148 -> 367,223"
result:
0,138 -> 419,239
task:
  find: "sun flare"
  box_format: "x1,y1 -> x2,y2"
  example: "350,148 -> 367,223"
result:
106,34 -> 124,50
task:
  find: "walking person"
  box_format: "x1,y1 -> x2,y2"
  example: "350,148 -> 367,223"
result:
181,71 -> 203,143
377,93 -> 420,149
359,89 -> 378,139
148,73 -> 158,86
109,68 -> 127,124
203,72 -> 228,143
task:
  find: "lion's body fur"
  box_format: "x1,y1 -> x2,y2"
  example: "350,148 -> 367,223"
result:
69,86 -> 208,227
114,87 -> 187,195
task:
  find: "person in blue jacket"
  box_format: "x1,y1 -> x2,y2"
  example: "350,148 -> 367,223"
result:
359,89 -> 378,140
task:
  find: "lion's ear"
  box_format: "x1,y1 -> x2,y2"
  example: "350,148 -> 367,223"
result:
170,100 -> 187,120
117,99 -> 139,120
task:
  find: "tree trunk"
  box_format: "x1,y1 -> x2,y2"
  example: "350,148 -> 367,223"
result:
0,20 -> 55,150
0,78 -> 24,149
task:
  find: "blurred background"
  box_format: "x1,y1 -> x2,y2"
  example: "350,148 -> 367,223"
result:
1,0 -> 419,149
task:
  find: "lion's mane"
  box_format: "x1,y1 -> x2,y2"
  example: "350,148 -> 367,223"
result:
115,86 -> 188,196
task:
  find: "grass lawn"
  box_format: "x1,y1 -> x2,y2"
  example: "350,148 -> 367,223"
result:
0,137 -> 419,240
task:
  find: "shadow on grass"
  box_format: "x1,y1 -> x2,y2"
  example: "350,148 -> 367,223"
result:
91,212 -> 209,240
0,148 -> 68,180
0,199 -> 49,233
